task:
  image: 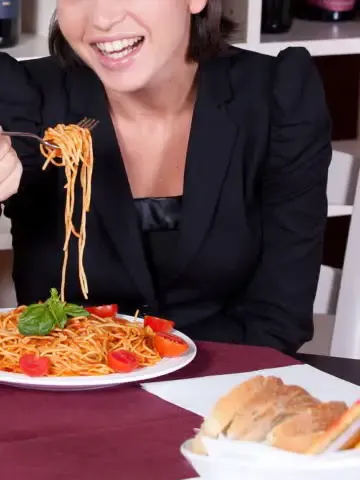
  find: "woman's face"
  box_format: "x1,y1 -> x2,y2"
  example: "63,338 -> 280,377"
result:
57,0 -> 207,93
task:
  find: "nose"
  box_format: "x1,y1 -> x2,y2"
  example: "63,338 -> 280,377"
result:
90,0 -> 127,31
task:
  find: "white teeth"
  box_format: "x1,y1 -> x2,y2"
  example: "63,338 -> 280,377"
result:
96,37 -> 143,54
106,48 -> 134,59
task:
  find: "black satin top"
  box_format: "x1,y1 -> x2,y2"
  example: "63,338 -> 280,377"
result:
134,196 -> 182,232
134,196 -> 182,296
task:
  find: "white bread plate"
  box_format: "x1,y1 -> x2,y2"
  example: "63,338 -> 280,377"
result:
180,438 -> 360,480
180,375 -> 360,479
201,434 -> 360,464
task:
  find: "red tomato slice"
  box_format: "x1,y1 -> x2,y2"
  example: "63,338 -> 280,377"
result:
107,350 -> 139,373
19,354 -> 50,377
144,315 -> 175,333
86,304 -> 118,318
154,332 -> 189,357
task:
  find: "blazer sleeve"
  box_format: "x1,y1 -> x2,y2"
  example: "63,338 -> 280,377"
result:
236,47 -> 332,352
0,52 -> 43,216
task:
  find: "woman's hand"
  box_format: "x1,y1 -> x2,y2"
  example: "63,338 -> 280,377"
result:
0,126 -> 23,201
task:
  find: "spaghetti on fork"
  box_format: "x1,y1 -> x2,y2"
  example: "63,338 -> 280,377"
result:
40,123 -> 94,301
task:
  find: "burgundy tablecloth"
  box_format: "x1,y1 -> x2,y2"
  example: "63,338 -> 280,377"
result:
0,342 -> 300,480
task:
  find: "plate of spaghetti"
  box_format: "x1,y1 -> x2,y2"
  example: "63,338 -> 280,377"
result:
0,290 -> 196,391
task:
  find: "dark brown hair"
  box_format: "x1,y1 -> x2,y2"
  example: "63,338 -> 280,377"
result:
48,1 -> 236,67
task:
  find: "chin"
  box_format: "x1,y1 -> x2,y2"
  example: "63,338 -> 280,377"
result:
100,73 -> 153,94
78,38 -> 153,90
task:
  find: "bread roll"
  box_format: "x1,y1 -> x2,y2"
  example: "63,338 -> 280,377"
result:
191,375 -> 279,454
200,375 -> 277,438
307,401 -> 360,454
267,401 -> 348,453
189,375 -> 357,457
227,385 -> 319,442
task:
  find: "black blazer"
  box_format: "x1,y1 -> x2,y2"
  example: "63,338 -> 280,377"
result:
0,47 -> 331,353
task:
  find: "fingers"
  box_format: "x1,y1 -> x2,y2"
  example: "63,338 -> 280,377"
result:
0,127 -> 12,160
0,129 -> 22,201
0,158 -> 22,202
0,143 -> 20,178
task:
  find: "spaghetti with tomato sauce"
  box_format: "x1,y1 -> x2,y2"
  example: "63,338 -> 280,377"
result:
40,123 -> 94,302
0,307 -> 189,377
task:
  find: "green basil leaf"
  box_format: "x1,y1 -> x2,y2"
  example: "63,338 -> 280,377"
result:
57,311 -> 68,329
46,289 -> 62,310
48,301 -> 67,329
64,304 -> 89,318
18,305 -> 56,336
17,289 -> 89,336
49,288 -> 60,302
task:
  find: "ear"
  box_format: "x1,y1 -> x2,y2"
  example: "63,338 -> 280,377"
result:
189,0 -> 208,15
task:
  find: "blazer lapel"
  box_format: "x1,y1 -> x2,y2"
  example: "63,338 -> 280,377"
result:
68,68 -> 155,303
164,56 -> 239,284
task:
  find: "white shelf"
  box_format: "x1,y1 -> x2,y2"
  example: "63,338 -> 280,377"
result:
253,19 -> 360,57
0,34 -> 48,61
329,141 -> 360,209
328,205 -> 353,217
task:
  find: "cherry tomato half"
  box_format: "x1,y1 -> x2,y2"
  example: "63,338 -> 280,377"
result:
86,304 -> 118,318
154,332 -> 189,357
19,354 -> 50,377
144,315 -> 175,333
107,350 -> 139,373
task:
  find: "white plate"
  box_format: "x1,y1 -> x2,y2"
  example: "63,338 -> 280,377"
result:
0,310 -> 197,391
180,440 -> 360,480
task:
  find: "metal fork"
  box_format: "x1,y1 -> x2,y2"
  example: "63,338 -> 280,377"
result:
0,117 -> 99,149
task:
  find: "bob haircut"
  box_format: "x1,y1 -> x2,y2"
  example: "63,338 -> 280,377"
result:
48,0 -> 236,67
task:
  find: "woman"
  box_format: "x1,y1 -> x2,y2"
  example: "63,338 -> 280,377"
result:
0,0 -> 331,353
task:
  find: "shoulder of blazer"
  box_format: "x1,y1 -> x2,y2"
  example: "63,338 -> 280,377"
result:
224,47 -> 275,97
200,47 -> 276,127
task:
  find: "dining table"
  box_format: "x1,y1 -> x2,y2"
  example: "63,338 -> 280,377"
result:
0,341 -> 359,480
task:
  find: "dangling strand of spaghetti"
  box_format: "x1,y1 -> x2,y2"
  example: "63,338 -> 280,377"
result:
40,124 -> 94,301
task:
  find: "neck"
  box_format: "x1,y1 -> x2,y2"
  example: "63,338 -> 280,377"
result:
107,61 -> 199,120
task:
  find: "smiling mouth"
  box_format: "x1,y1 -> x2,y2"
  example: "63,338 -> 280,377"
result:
94,36 -> 145,60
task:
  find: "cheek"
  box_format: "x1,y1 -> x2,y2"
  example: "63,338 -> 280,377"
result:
148,7 -> 190,54
57,7 -> 86,45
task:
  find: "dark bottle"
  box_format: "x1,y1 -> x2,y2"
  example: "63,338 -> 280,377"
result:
295,0 -> 357,21
261,0 -> 293,33
0,0 -> 21,48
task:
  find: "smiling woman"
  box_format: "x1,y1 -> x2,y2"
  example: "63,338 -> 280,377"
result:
0,0 -> 331,354
50,0 -> 235,68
